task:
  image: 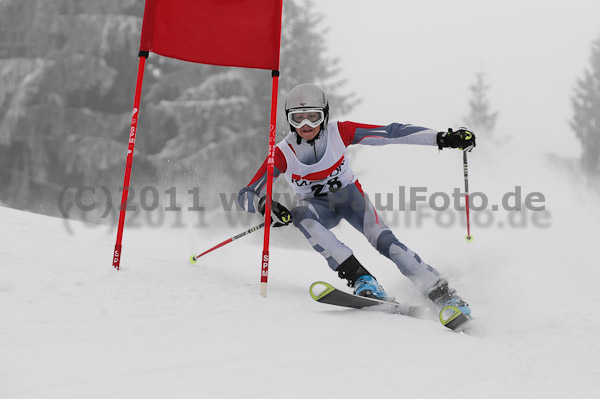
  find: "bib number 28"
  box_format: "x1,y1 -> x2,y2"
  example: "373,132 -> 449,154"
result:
311,177 -> 342,197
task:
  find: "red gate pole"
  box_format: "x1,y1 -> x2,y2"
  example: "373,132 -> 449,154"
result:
112,51 -> 149,270
260,70 -> 280,296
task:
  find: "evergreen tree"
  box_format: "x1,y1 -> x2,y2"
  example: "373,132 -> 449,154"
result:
279,0 -> 356,125
144,0 -> 357,202
571,33 -> 600,176
0,0 -> 154,211
463,71 -> 498,137
0,0 -> 355,214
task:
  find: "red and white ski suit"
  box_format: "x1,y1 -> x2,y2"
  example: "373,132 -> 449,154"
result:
238,121 -> 442,293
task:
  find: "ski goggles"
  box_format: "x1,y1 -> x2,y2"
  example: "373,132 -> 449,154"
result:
287,108 -> 325,129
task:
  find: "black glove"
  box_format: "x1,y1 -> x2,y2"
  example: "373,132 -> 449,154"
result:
437,128 -> 476,151
258,196 -> 292,227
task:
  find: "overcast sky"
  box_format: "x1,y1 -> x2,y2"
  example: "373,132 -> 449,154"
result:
313,0 -> 600,157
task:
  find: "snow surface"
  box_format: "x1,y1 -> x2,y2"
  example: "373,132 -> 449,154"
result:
2,145 -> 600,398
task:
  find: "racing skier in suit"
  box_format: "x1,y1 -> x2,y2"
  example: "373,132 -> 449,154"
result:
238,83 -> 475,315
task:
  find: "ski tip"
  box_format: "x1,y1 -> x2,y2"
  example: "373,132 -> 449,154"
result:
465,235 -> 474,243
309,281 -> 335,301
440,305 -> 472,330
189,255 -> 197,264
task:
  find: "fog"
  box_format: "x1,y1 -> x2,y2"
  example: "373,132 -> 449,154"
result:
310,1 -> 600,313
3,3 -> 600,397
315,0 -> 600,157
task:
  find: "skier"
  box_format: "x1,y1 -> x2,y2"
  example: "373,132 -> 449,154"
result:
237,83 -> 475,316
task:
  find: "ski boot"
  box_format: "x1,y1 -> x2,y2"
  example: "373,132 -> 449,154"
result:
353,275 -> 388,300
336,255 -> 389,300
427,279 -> 471,330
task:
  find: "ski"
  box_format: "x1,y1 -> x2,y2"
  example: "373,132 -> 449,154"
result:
439,305 -> 472,331
310,281 -> 473,331
309,281 -> 427,318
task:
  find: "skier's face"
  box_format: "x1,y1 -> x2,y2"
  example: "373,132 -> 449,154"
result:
296,124 -> 321,141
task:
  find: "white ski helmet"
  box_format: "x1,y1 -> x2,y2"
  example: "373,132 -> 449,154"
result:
284,83 -> 329,132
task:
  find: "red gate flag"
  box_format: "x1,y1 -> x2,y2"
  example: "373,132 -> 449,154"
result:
114,0 -> 283,286
140,0 -> 283,70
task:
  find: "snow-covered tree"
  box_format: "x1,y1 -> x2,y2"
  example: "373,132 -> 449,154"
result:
279,0 -> 356,123
463,71 -> 498,138
147,0 -> 357,201
0,0 -> 355,213
0,0 -> 155,211
571,33 -> 600,177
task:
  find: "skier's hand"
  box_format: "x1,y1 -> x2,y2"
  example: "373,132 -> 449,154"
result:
437,128 -> 476,152
258,197 -> 293,228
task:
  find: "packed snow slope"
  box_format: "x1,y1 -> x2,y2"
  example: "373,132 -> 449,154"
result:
2,144 -> 599,398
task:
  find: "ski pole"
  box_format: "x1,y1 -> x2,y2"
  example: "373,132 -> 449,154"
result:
463,150 -> 473,243
189,223 -> 265,264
